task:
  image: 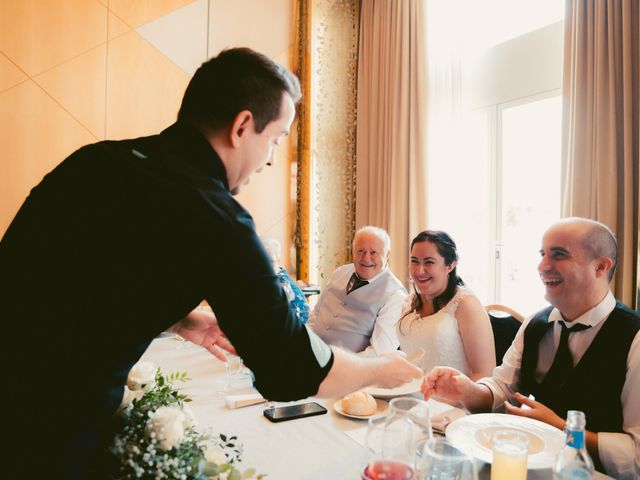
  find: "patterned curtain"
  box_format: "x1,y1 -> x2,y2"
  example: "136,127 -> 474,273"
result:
295,0 -> 359,286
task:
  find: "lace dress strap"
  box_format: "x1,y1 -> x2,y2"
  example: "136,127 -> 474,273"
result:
445,287 -> 472,315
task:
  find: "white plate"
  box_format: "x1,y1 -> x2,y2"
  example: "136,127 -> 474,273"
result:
446,413 -> 565,469
363,378 -> 422,399
333,398 -> 388,420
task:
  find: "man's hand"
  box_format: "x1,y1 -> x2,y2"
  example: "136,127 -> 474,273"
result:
315,348 -> 422,398
421,366 -> 494,412
504,392 -> 565,430
169,308 -> 236,361
373,351 -> 424,388
505,393 -> 601,461
421,366 -> 471,403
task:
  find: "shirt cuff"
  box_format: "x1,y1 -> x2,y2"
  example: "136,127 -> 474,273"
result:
477,377 -> 507,411
597,431 -> 637,480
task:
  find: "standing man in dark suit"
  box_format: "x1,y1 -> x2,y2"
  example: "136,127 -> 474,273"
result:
0,47 -> 421,479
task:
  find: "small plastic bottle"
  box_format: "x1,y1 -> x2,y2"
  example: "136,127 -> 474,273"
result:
553,410 -> 595,480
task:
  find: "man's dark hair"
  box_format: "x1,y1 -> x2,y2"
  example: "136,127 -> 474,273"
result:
178,47 -> 301,133
582,221 -> 618,281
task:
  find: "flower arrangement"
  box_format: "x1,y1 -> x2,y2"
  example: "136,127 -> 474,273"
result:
111,362 -> 263,480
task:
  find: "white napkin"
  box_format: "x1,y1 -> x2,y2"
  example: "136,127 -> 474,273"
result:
429,400 -> 466,434
224,393 -> 265,409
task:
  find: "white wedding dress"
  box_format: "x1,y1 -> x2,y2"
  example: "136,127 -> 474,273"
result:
397,286 -> 475,375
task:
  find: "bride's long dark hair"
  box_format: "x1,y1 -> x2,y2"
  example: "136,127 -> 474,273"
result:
398,230 -> 464,334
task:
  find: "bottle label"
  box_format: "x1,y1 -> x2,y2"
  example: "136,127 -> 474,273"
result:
566,430 -> 585,449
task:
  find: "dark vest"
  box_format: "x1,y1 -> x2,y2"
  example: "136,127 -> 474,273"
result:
520,302 -> 640,433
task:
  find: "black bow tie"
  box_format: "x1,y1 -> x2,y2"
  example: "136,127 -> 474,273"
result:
346,272 -> 369,295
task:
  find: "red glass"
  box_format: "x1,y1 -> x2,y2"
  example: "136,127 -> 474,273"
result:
362,460 -> 414,480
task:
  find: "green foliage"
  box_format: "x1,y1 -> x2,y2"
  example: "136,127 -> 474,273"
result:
109,367 -> 262,480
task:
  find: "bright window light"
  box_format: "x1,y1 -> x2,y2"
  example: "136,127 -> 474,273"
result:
426,0 -> 564,315
498,95 -> 562,314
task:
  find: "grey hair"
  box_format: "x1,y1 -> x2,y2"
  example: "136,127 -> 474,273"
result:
352,226 -> 391,256
261,237 -> 281,262
555,217 -> 618,281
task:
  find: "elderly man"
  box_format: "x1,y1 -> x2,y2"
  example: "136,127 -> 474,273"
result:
421,218 -> 639,479
308,226 -> 408,354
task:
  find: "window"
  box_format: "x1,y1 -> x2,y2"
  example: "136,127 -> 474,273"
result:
425,0 -> 564,315
497,94 -> 562,314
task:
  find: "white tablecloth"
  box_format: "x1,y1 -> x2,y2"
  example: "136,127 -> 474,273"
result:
139,336 -> 613,480
140,335 -> 369,479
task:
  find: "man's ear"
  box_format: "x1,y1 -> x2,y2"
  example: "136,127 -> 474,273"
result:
229,110 -> 253,148
595,257 -> 614,279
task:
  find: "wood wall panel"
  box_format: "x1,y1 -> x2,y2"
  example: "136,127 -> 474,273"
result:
0,53 -> 27,92
35,44 -> 108,139
105,31 -> 189,140
209,0 -> 294,58
0,0 -> 297,273
107,0 -> 195,28
0,81 -> 96,233
0,0 -> 108,76
108,11 -> 133,40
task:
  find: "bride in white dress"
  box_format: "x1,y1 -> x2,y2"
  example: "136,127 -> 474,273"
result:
397,230 -> 495,380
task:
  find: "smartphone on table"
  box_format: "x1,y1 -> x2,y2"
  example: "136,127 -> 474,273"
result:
263,402 -> 327,423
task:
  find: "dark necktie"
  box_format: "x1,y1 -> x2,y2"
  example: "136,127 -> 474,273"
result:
542,321 -> 591,388
346,272 -> 369,295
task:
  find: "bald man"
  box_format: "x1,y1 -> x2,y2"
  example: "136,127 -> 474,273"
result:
421,218 -> 640,479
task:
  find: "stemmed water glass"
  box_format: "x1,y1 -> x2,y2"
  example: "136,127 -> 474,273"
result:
362,415 -> 415,480
387,397 -> 433,445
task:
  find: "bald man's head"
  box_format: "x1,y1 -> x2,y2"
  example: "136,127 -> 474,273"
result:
553,217 -> 617,281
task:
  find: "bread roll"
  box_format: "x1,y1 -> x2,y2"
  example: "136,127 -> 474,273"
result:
341,391 -> 377,416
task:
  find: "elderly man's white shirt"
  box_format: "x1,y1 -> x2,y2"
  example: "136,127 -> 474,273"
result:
307,264 -> 407,355
477,291 -> 640,479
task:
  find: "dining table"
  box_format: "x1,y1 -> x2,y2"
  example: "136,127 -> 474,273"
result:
138,334 -> 614,480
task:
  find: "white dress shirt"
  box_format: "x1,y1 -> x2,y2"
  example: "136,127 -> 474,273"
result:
478,291 -> 640,479
360,269 -> 407,356
307,264 -> 407,355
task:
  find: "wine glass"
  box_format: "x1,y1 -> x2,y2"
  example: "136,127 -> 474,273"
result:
414,438 -> 477,480
221,354 -> 253,392
387,397 -> 433,445
362,415 -> 415,480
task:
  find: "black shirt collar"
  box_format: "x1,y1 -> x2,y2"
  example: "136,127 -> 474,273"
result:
160,121 -> 230,191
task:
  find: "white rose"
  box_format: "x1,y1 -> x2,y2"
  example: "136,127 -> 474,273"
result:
127,361 -> 156,391
120,386 -> 145,408
145,406 -> 189,450
204,443 -> 228,465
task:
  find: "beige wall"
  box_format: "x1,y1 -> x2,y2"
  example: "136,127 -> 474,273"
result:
466,21 -> 564,109
0,0 -> 296,269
